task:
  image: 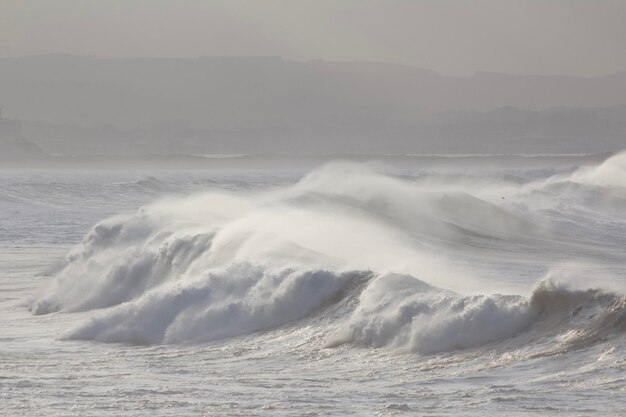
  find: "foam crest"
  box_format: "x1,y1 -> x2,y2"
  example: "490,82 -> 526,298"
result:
30,156 -> 626,349
328,273 -> 626,354
32,162 -> 496,317
64,264 -> 367,344
570,151 -> 626,189
326,273 -> 537,353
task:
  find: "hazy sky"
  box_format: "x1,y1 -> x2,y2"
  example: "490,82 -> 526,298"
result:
1,0 -> 625,76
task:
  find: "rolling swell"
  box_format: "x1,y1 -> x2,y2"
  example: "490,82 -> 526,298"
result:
30,155 -> 626,353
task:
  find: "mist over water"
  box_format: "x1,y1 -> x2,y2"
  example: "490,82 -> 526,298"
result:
28,154 -> 626,351
1,153 -> 625,415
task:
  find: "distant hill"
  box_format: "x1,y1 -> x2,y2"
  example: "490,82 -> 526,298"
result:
1,55 -> 625,155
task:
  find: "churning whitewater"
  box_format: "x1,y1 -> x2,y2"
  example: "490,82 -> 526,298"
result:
4,153 -> 626,415
30,154 -> 626,357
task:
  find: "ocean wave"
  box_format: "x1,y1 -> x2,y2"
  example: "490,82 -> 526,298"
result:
30,155 -> 626,352
569,151 -> 626,189
327,275 -> 626,354
63,264 -> 369,344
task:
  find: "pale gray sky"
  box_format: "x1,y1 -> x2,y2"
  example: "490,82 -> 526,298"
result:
1,0 -> 625,76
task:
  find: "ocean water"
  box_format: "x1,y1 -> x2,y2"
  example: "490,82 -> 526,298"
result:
2,154 -> 626,416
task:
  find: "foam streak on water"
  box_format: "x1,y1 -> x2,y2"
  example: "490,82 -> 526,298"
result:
2,154 -> 626,415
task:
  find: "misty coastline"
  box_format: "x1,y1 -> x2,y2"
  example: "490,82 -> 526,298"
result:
0,151 -> 611,172
1,55 -> 625,164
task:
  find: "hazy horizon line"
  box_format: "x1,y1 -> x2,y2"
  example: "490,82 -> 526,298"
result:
2,53 -> 625,79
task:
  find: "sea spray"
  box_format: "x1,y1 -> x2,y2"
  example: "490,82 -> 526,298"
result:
31,156 -> 626,353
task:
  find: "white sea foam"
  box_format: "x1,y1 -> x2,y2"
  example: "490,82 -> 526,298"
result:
327,272 -> 626,354
326,273 -> 537,353
29,157 -> 626,353
571,151 -> 626,189
64,264 -> 367,344
7,155 -> 626,415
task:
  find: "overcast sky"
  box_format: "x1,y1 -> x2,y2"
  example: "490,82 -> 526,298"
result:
1,0 -> 625,76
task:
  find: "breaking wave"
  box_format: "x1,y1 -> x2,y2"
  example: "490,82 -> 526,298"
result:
30,153 -> 626,354
328,274 -> 626,354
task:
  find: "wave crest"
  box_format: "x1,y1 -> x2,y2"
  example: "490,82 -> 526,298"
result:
64,264 -> 369,344
328,276 -> 626,354
30,158 -> 626,352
